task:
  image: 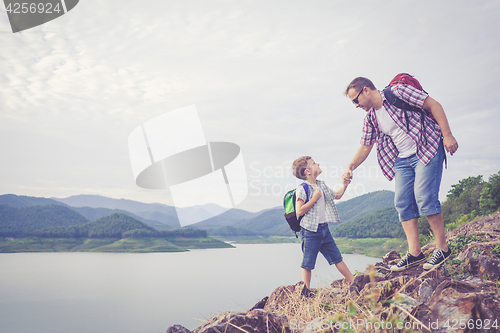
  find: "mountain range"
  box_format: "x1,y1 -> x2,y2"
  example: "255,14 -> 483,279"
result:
0,190 -> 398,238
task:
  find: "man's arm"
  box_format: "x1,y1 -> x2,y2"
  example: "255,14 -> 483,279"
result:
423,96 -> 459,155
342,144 -> 374,181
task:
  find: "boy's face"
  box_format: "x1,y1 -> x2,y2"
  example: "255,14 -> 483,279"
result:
306,159 -> 322,178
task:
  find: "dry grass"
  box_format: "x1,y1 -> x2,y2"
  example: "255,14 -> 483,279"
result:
272,266 -> 425,333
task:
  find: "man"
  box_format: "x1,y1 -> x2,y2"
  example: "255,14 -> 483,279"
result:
342,76 -> 458,271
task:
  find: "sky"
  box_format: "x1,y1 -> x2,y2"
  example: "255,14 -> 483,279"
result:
1,0 -> 499,213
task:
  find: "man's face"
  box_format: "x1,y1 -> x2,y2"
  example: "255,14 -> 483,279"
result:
348,87 -> 372,111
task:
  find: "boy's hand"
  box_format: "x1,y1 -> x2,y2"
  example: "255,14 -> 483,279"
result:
312,188 -> 322,201
343,177 -> 351,187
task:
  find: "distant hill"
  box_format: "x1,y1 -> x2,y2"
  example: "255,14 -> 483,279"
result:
53,194 -> 180,227
233,209 -> 288,236
29,213 -> 156,238
29,213 -> 207,239
53,194 -> 231,227
207,226 -> 258,237
189,208 -> 260,229
336,190 -> 395,223
0,194 -> 68,208
0,194 -> 174,230
225,190 -> 396,237
0,204 -> 89,236
71,207 -> 173,230
332,206 -> 405,238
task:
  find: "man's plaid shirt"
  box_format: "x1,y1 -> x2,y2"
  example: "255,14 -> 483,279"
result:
296,180 -> 340,232
361,84 -> 443,181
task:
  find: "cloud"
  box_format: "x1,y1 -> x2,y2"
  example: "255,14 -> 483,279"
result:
0,0 -> 499,211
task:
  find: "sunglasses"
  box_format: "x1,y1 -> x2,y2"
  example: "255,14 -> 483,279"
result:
352,87 -> 365,104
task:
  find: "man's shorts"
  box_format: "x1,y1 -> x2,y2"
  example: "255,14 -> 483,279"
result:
301,223 -> 343,270
394,141 -> 445,222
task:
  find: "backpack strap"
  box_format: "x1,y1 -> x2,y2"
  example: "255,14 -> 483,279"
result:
300,182 -> 310,204
383,87 -> 429,146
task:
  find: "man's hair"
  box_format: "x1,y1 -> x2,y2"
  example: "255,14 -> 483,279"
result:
292,156 -> 311,180
345,77 -> 377,96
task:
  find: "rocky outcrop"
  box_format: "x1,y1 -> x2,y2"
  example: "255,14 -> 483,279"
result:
192,309 -> 291,333
166,212 -> 500,333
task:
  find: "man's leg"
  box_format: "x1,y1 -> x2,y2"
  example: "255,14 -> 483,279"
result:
426,212 -> 449,252
400,217 -> 421,256
414,142 -> 451,269
391,156 -> 426,271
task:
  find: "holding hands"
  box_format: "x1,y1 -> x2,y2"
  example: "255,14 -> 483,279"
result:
343,169 -> 353,185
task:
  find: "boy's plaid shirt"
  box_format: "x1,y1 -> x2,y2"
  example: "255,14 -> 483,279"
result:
296,180 -> 340,232
361,84 -> 443,181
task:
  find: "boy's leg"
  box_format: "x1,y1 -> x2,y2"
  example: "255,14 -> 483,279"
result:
301,228 -> 321,288
302,269 -> 312,289
335,261 -> 354,283
318,224 -> 354,283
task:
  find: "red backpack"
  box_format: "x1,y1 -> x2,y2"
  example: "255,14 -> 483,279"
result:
383,73 -> 436,130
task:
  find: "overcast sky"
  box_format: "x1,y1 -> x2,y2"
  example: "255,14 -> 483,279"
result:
1,1 -> 499,212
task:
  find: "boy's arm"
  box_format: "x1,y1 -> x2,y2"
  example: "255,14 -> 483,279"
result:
296,188 -> 321,216
335,177 -> 350,200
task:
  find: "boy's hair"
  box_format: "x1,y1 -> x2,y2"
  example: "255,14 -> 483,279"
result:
345,77 -> 377,96
292,156 -> 311,180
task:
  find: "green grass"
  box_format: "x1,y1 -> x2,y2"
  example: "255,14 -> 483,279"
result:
213,235 -> 407,258
334,237 -> 407,258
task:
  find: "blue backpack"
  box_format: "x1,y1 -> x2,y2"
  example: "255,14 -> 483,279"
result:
283,183 -> 310,238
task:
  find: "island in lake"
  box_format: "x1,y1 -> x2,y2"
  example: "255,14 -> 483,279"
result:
0,212 -> 233,253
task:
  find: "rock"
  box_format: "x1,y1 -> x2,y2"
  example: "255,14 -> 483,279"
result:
349,270 -> 386,293
383,250 -> 401,266
167,325 -> 192,333
192,309 -> 290,333
414,280 -> 500,333
466,255 -> 500,281
249,296 -> 268,311
416,278 -> 438,303
457,241 -> 500,261
392,293 -> 421,321
264,282 -> 315,313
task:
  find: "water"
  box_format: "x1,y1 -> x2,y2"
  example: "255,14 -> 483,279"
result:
0,244 -> 380,333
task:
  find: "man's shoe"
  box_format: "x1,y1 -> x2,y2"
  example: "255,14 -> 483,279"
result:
390,252 -> 426,272
423,247 -> 452,270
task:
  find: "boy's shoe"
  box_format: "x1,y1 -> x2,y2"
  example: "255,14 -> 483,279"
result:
390,252 -> 426,272
423,247 -> 452,270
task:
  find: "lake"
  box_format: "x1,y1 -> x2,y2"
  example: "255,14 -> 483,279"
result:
0,243 -> 380,333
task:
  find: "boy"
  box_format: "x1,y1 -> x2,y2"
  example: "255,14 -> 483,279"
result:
292,156 -> 355,289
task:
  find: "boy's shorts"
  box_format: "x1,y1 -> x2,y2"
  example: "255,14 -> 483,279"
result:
301,223 -> 343,270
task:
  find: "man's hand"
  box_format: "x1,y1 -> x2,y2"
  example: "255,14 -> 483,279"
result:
443,134 -> 459,155
343,169 -> 353,183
